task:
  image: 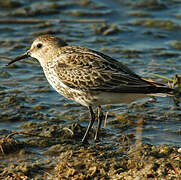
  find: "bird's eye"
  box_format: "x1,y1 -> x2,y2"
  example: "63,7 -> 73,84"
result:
37,43 -> 42,49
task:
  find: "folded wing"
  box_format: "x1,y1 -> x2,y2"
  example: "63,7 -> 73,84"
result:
54,46 -> 173,95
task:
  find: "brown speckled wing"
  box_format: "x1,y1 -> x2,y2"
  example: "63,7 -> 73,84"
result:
54,46 -> 170,94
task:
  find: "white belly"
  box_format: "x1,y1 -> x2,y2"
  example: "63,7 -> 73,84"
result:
92,92 -> 148,105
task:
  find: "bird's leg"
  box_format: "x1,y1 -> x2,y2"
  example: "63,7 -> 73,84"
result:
94,106 -> 104,142
82,106 -> 95,143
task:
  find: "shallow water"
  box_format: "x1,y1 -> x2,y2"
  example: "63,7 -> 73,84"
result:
0,0 -> 181,149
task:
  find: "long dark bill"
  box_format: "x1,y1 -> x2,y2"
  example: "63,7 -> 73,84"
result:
6,51 -> 30,66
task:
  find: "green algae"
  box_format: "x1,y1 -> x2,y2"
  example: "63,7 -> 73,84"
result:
8,3 -> 61,17
0,135 -> 24,155
170,40 -> 181,49
132,18 -> 181,30
0,70 -> 11,78
132,0 -> 167,10
0,0 -> 22,9
66,10 -> 112,17
90,23 -> 121,35
128,11 -> 151,17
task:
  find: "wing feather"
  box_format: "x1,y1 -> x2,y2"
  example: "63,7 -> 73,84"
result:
53,46 -> 171,94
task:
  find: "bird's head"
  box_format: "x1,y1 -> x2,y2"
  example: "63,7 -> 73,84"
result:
7,35 -> 67,66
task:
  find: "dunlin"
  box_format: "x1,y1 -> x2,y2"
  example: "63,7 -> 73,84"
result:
7,35 -> 174,143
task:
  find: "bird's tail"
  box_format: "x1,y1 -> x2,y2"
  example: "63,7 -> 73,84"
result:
141,78 -> 174,97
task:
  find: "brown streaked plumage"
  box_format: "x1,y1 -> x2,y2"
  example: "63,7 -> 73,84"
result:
7,34 -> 174,143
